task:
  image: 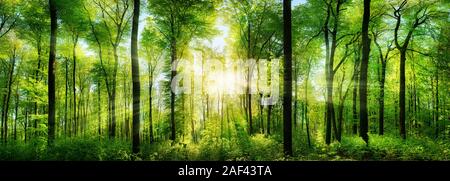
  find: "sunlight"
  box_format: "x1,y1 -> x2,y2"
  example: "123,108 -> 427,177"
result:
210,17 -> 230,53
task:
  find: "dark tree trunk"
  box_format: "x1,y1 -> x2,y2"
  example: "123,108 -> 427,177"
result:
399,51 -> 406,139
282,0 -> 292,156
392,0 -> 428,140
352,78 -> 358,135
14,84 -> 18,141
247,20 -> 253,135
124,77 -> 130,139
305,60 -> 312,148
131,0 -> 141,154
110,46 -> 119,139
1,47 -> 17,143
373,33 -> 390,136
170,38 -> 177,141
149,68 -> 154,143
98,82 -> 101,136
435,69 -> 439,138
359,0 -> 371,144
48,0 -> 57,145
323,4 -> 332,145
65,58 -> 68,136
33,38 -> 42,134
378,56 -> 387,136
24,106 -> 28,143
190,70 -> 195,142
267,105 -> 272,135
352,56 -> 359,135
72,35 -> 78,138
294,64 -> 298,128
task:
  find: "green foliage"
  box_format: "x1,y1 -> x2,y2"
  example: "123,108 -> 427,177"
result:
0,0 -> 449,161
308,134 -> 450,161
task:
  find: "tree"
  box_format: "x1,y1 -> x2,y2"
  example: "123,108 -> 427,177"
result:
141,19 -> 164,144
90,0 -> 132,139
0,35 -> 21,143
148,0 -> 218,141
131,0 -> 140,154
19,0 -> 50,133
282,0 -> 292,157
391,0 -> 432,139
47,0 -> 57,145
322,0 -> 357,144
372,29 -> 393,136
359,0 -> 371,144
0,0 -> 18,39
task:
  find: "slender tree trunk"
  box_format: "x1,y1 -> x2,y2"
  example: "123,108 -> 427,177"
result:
98,81 -> 101,136
399,51 -> 406,139
378,60 -> 386,135
14,83 -> 18,141
352,58 -> 359,135
267,105 -> 272,135
170,38 -> 177,141
336,72 -> 346,142
65,58 -> 68,136
305,60 -> 311,147
190,69 -> 195,142
124,77 -> 130,139
131,0 -> 141,153
247,20 -> 253,135
359,0 -> 371,144
110,45 -> 119,139
294,65 -> 298,129
33,38 -> 42,134
48,0 -> 57,145
435,69 -> 439,138
72,35 -> 78,138
149,68 -> 154,143
24,105 -> 28,143
2,47 -> 17,143
323,5 -> 332,145
282,0 -> 293,156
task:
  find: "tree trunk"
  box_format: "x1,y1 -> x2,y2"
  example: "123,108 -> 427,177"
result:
294,63 -> 298,128
399,51 -> 406,139
336,73 -> 345,142
247,19 -> 253,135
359,0 -> 371,144
110,45 -> 119,139
352,57 -> 359,135
323,4 -> 332,145
48,0 -> 57,145
124,76 -> 130,139
170,38 -> 177,141
305,60 -> 311,147
282,0 -> 292,156
24,106 -> 28,143
131,0 -> 141,153
65,58 -> 68,136
267,105 -> 272,135
378,60 -> 386,135
435,69 -> 439,138
190,68 -> 195,142
14,84 -> 18,141
72,35 -> 78,138
33,37 -> 42,134
98,81 -> 101,136
149,68 -> 154,143
1,47 -> 17,143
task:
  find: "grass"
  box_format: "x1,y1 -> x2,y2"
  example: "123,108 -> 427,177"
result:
0,133 -> 448,161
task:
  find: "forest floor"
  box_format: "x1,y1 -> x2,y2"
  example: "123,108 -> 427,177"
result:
0,134 -> 449,161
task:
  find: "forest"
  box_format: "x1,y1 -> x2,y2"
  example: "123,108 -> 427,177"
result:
0,0 -> 449,161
